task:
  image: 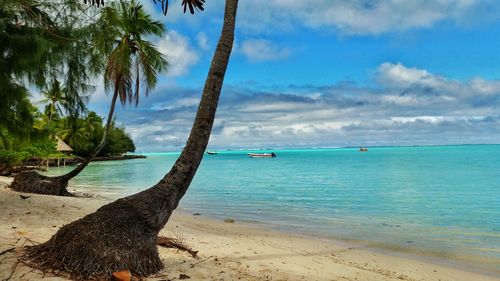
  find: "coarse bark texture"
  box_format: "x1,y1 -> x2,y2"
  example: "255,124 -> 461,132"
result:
10,88 -> 119,196
21,199 -> 162,278
8,170 -> 72,196
21,0 -> 238,279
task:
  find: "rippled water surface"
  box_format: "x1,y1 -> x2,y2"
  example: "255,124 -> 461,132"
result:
46,145 -> 500,271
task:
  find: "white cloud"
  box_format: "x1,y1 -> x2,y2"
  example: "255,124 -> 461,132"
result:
236,0 -> 487,35
376,62 -> 500,104
377,62 -> 448,88
469,78 -> 500,95
240,39 -> 291,62
151,97 -> 201,110
196,32 -> 209,50
157,0 -> 499,37
94,62 -> 500,151
157,30 -> 199,77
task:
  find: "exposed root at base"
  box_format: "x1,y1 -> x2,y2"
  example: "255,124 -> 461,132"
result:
16,199 -> 163,280
156,236 -> 198,257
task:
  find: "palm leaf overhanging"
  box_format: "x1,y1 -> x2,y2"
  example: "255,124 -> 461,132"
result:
85,0 -> 205,15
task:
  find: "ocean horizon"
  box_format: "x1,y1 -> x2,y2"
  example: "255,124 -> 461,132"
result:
45,144 -> 500,274
132,143 -> 500,154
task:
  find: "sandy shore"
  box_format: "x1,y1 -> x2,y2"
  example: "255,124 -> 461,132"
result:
0,176 -> 498,281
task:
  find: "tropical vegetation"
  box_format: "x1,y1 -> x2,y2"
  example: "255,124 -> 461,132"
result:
0,0 -> 144,174
2,0 -> 241,279
19,0 -> 238,278
0,104 -> 136,174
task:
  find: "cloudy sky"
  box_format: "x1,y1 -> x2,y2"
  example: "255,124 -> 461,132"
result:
83,0 -> 500,151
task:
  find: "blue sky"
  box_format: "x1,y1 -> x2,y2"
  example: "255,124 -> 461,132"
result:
77,0 -> 500,151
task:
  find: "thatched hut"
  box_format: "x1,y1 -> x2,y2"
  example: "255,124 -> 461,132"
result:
55,136 -> 73,155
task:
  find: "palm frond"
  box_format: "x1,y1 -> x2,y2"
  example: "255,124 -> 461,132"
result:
99,0 -> 167,107
84,0 -> 205,15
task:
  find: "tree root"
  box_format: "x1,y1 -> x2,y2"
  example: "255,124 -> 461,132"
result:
156,236 -> 198,257
18,199 -> 163,280
10,171 -> 72,196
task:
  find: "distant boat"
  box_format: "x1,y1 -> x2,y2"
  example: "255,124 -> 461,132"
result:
248,152 -> 276,158
359,148 -> 368,152
206,151 -> 218,155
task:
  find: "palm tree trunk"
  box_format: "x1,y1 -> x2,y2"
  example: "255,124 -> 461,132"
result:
10,86 -> 120,195
57,86 -> 119,181
119,0 -> 238,230
20,0 -> 238,279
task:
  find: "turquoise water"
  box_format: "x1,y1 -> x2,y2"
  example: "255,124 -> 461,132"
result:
46,145 -> 500,271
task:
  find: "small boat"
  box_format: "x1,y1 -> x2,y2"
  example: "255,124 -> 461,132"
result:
248,152 -> 276,158
359,148 -> 368,152
206,151 -> 218,155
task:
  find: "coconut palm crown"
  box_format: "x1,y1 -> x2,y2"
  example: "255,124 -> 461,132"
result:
93,0 -> 167,106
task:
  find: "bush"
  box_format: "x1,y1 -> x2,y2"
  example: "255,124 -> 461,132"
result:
0,140 -> 61,170
0,150 -> 31,167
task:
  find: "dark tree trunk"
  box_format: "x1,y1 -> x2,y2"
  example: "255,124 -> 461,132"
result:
10,87 -> 120,196
21,0 -> 238,279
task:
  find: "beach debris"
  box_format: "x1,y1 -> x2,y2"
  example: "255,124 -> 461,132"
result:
179,273 -> 191,279
156,236 -> 198,257
19,195 -> 30,200
224,218 -> 235,223
112,269 -> 131,281
3,259 -> 20,281
0,247 -> 15,256
190,255 -> 213,268
192,213 -> 201,216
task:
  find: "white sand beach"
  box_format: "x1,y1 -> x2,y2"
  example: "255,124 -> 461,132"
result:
0,176 -> 498,281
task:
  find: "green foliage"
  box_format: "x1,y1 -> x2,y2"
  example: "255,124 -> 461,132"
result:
54,112 -> 135,157
0,150 -> 31,168
93,0 -> 167,106
1,1 -> 156,166
100,126 -> 135,156
0,109 -> 136,170
0,0 -> 97,142
0,139 -> 59,169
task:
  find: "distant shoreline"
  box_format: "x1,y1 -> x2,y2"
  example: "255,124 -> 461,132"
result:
137,143 -> 500,154
0,154 -> 146,177
92,154 -> 146,162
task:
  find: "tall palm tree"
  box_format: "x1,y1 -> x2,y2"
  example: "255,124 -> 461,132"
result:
10,0 -> 167,195
21,0 -> 238,278
40,80 -> 66,129
58,0 -> 167,180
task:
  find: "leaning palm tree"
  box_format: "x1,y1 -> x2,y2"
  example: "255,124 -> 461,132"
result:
20,0 -> 238,279
10,0 -> 167,195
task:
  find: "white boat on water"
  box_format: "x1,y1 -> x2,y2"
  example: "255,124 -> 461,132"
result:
248,153 -> 276,158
